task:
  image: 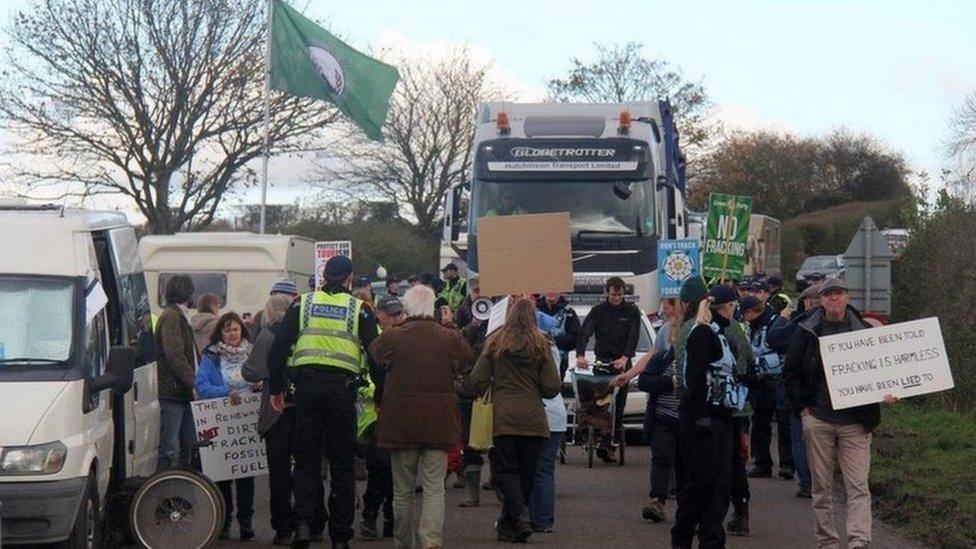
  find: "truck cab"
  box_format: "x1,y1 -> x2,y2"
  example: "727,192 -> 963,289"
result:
0,205 -> 159,546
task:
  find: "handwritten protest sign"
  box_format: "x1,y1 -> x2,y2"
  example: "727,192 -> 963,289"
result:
819,317 -> 953,410
191,393 -> 268,482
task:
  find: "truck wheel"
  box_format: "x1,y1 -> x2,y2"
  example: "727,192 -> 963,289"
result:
60,473 -> 99,549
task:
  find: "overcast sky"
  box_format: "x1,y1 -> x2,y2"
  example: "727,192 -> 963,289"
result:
1,0 -> 974,218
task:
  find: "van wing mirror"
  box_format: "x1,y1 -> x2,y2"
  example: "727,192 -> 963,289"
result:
90,346 -> 135,394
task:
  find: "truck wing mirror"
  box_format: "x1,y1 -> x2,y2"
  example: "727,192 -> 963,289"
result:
90,346 -> 135,394
613,181 -> 634,200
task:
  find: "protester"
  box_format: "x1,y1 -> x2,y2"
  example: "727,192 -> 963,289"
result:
250,278 -> 300,340
194,312 -> 257,541
439,263 -> 467,311
536,292 -> 581,379
455,277 -> 481,329
190,292 -> 221,353
359,295 -> 406,541
467,298 -> 562,543
529,341 -> 569,534
370,285 -> 473,549
612,298 -> 681,522
242,294 -> 325,545
385,276 -> 402,297
352,276 -> 376,313
267,255 -> 382,549
155,274 -> 199,472
457,289 -> 490,507
784,278 -> 898,549
742,295 -> 794,481
725,298 -> 757,538
767,285 -> 821,499
575,277 -> 642,462
408,275 -> 422,287
671,285 -> 743,549
766,276 -> 791,314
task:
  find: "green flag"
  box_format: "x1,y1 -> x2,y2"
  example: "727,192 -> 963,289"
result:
702,193 -> 753,282
270,0 -> 399,141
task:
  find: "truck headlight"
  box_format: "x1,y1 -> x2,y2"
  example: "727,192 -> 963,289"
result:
0,441 -> 67,475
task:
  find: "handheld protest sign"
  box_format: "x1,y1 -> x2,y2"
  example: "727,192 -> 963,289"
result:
819,317 -> 953,409
192,393 -> 268,482
476,213 -> 573,297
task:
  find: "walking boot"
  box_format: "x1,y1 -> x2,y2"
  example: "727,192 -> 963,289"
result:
360,514 -> 378,540
642,499 -> 666,523
291,524 -> 311,549
460,469 -> 481,507
726,499 -> 750,536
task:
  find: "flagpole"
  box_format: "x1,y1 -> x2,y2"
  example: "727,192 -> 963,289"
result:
259,0 -> 273,234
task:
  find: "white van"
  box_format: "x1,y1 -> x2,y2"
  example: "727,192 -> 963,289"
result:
0,205 -> 159,546
139,232 -> 314,317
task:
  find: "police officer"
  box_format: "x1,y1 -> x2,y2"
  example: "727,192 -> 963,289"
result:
439,263 -> 467,311
671,285 -> 747,549
765,276 -> 792,314
268,255 -> 381,549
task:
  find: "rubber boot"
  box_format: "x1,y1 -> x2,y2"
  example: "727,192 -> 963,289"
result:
727,498 -> 750,536
459,469 -> 481,507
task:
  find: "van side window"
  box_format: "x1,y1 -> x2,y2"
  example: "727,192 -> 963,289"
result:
157,272 -> 227,308
85,312 -> 107,379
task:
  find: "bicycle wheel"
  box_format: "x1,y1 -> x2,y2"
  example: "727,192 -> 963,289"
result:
587,426 -> 595,469
130,469 -> 225,549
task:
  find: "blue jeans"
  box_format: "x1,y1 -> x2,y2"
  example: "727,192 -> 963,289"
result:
157,398 -> 197,472
529,431 -> 565,529
790,414 -> 811,491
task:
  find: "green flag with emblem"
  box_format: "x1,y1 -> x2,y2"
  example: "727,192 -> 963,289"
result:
270,0 -> 399,141
702,193 -> 753,282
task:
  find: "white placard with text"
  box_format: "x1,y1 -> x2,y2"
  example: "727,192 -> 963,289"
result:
191,393 -> 268,482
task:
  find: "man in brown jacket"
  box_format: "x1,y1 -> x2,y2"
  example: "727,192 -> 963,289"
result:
155,274 -> 199,472
370,285 -> 473,549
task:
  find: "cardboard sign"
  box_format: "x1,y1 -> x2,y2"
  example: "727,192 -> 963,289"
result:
702,193 -> 753,281
476,213 -> 573,297
315,240 -> 352,289
819,317 -> 953,410
658,239 -> 701,298
192,393 -> 268,482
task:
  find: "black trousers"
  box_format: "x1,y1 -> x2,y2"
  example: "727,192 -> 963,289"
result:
649,414 -> 680,502
292,368 -> 358,544
601,386 -> 629,447
459,400 -> 484,469
730,416 -> 750,504
750,375 -> 794,472
490,435 -> 546,527
264,407 -> 326,535
361,428 -> 393,523
217,477 -> 254,530
672,415 -> 732,549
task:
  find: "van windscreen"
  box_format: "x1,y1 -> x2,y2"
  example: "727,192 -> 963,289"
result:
0,276 -> 74,365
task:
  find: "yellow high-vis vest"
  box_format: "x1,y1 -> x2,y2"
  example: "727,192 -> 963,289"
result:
291,291 -> 364,374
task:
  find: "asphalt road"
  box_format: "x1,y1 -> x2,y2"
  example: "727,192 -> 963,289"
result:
215,439 -> 923,549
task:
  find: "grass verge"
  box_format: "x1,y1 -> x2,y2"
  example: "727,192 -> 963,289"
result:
871,402 -> 976,548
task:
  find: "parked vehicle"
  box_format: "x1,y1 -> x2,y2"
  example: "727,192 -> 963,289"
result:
0,205 -> 160,546
795,254 -> 845,290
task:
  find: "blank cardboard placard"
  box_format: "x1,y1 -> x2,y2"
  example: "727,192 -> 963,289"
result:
477,213 -> 573,297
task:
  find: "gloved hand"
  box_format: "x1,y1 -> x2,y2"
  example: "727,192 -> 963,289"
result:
693,417 -> 713,437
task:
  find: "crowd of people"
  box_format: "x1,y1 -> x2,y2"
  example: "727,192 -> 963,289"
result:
150,258 -> 897,549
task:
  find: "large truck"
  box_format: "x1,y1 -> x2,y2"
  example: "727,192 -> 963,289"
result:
441,101 -> 689,312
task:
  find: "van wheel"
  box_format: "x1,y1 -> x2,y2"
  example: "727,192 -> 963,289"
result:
60,474 -> 99,549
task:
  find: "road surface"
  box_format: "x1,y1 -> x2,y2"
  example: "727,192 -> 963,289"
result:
215,440 -> 922,549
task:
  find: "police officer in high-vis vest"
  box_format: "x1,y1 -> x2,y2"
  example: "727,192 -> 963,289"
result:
268,255 -> 381,549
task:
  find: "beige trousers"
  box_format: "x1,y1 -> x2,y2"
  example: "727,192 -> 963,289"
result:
390,449 -> 448,549
802,413 -> 872,549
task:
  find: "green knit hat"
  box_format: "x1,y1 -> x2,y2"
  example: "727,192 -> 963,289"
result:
679,276 -> 708,304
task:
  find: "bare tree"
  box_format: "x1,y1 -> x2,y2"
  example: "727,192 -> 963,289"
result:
547,42 -> 717,155
0,0 -> 339,233
947,91 -> 976,201
318,46 -> 512,241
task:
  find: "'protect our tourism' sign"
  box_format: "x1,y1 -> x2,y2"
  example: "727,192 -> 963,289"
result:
819,317 -> 954,410
314,240 -> 352,289
658,239 -> 700,298
192,393 -> 268,482
701,193 -> 752,282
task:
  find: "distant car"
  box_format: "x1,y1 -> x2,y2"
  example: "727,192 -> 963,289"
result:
562,301 -> 657,439
795,254 -> 845,291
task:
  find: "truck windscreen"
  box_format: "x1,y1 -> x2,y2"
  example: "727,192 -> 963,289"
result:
471,179 -> 656,238
0,276 -> 74,366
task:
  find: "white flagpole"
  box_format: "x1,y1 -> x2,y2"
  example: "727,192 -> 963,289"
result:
259,0 -> 273,234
